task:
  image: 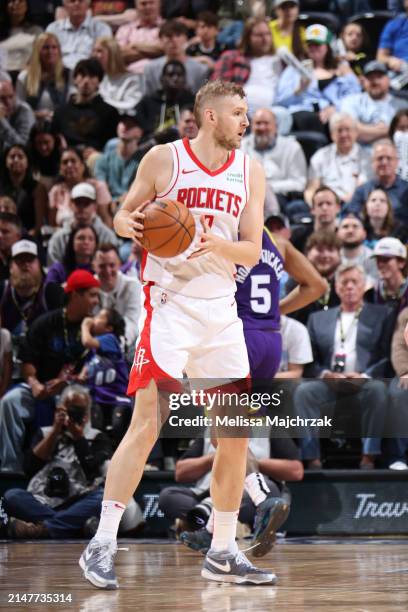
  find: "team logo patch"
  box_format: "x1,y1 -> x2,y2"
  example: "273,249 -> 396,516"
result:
133,347 -> 150,374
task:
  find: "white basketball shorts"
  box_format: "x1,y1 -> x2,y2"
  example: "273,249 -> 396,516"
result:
127,283 -> 250,395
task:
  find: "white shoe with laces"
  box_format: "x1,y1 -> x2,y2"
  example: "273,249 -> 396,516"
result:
389,461 -> 408,470
202,548 -> 277,585
79,538 -> 125,589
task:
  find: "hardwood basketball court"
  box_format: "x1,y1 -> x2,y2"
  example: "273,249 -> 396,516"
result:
1,539 -> 407,611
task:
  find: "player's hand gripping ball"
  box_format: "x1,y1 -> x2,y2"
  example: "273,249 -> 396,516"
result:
139,199 -> 196,257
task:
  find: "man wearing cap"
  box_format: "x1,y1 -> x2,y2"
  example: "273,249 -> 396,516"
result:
0,240 -> 63,347
47,182 -> 119,266
0,270 -> 100,472
346,139 -> 408,223
364,237 -> 408,318
340,61 -> 407,145
241,108 -> 307,215
0,212 -> 22,281
377,1 -> 408,72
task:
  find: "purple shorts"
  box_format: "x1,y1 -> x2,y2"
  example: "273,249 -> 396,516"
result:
244,329 -> 282,381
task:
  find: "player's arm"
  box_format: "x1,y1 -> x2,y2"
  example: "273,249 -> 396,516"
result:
277,237 -> 328,315
113,145 -> 173,243
190,158 -> 265,266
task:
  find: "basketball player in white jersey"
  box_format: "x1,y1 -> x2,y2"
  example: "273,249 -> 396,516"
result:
79,81 -> 274,588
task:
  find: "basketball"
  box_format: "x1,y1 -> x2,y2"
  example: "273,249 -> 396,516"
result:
140,199 -> 196,258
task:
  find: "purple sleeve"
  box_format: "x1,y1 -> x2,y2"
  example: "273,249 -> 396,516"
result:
45,262 -> 66,285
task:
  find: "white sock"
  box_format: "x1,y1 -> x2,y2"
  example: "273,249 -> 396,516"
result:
206,509 -> 214,534
94,500 -> 126,541
245,472 -> 270,507
211,509 -> 239,554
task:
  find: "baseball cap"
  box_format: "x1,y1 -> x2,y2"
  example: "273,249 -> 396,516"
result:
71,182 -> 96,201
305,24 -> 332,45
363,61 -> 387,76
11,239 -> 38,258
265,213 -> 290,229
274,0 -> 299,7
371,237 -> 407,259
64,269 -> 101,293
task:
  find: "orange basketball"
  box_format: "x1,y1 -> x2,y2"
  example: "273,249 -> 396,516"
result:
140,199 -> 196,258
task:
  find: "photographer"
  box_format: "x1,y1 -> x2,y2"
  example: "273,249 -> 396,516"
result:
4,385 -> 112,539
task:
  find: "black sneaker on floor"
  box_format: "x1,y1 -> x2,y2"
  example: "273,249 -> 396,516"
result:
180,527 -> 212,554
202,548 -> 277,585
250,497 -> 290,558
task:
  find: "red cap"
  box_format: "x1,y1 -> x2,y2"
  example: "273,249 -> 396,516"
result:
64,270 -> 101,293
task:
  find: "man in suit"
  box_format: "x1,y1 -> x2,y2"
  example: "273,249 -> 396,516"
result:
294,262 -> 393,469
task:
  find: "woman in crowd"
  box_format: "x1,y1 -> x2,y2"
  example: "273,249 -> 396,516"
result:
0,145 -> 48,236
16,32 -> 70,121
92,37 -> 143,113
29,121 -> 63,190
362,188 -> 408,248
0,0 -> 42,75
45,225 -> 98,285
277,24 -> 361,133
390,109 -> 408,182
48,147 -> 112,228
269,0 -> 305,58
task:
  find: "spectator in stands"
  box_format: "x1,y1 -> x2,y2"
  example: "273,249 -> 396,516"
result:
93,243 -> 141,349
186,11 -> 223,70
275,314 -> 313,377
288,231 -> 341,325
0,212 -> 22,281
92,36 -> 143,112
0,239 -> 63,343
388,306 -> 408,470
269,0 -> 305,58
377,2 -> 408,72
46,0 -> 111,70
294,263 -> 392,470
161,0 -> 219,30
51,58 -> 119,154
80,308 -> 131,443
212,18 -> 288,127
291,186 -> 341,253
361,188 -> 408,248
365,237 -> 408,317
16,33 -> 70,122
0,196 -> 17,214
144,20 -> 208,97
338,213 -> 378,283
340,61 -> 407,145
276,24 -> 360,134
4,384 -> 112,539
0,79 -> 35,154
29,121 -> 63,190
389,108 -> 408,182
115,0 -> 163,75
0,145 -> 48,237
346,139 -> 408,224
0,269 -> 100,472
46,225 -> 98,285
0,313 -> 12,398
335,22 -> 372,77
0,0 -> 42,74
94,114 -> 142,206
48,150 -> 112,228
134,61 -> 195,140
305,113 -> 372,206
241,107 -> 307,216
47,182 -> 118,265
134,104 -> 198,156
160,431 -> 302,553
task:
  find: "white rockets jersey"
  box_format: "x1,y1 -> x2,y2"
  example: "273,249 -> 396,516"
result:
142,137 -> 250,298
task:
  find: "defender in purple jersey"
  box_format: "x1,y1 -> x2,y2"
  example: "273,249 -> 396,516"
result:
235,227 -> 284,380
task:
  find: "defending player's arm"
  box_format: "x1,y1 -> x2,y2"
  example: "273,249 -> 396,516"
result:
277,237 -> 328,315
190,159 -> 265,266
113,145 -> 173,243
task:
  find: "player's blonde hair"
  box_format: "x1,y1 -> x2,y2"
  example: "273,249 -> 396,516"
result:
193,80 -> 246,128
